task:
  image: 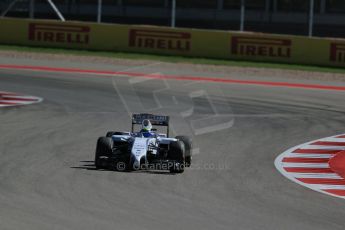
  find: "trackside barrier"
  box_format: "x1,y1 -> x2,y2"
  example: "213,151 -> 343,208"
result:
0,18 -> 344,68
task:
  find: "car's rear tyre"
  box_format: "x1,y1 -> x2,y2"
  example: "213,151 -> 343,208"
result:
168,141 -> 185,174
175,136 -> 192,167
95,137 -> 113,169
106,131 -> 126,137
106,132 -> 114,137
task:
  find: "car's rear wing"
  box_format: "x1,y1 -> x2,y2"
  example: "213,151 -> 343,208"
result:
131,113 -> 170,136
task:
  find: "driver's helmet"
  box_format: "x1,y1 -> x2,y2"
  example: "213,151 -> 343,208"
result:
141,119 -> 152,132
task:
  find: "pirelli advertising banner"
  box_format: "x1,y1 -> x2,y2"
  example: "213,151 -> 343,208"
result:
0,18 -> 344,67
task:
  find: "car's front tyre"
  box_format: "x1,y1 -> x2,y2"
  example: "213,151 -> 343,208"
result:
175,135 -> 192,167
168,140 -> 185,174
95,137 -> 113,169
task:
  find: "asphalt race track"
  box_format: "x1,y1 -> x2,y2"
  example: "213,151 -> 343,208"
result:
1,56 -> 345,230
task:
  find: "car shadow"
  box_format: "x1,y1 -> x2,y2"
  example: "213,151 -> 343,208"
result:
71,161 -> 176,175
70,160 -> 108,171
132,170 -> 175,175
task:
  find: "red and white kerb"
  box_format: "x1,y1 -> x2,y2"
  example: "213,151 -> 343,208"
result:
0,91 -> 43,107
275,134 -> 345,199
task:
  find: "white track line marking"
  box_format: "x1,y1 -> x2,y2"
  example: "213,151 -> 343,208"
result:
285,154 -> 334,158
309,185 -> 345,190
322,137 -> 345,142
281,163 -> 330,168
291,173 -> 342,179
299,145 -> 345,150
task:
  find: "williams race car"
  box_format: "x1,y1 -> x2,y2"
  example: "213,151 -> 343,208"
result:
94,113 -> 192,173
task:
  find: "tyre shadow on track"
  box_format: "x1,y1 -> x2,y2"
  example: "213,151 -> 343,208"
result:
71,161 -> 175,175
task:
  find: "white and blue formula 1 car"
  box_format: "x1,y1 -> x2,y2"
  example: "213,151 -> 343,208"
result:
94,113 -> 192,173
